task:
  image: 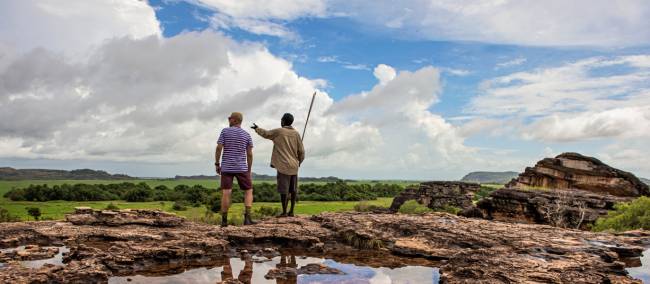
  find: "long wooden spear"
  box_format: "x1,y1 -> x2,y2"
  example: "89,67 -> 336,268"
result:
301,91 -> 317,142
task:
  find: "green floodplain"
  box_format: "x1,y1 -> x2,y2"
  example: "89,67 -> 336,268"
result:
0,179 -> 419,221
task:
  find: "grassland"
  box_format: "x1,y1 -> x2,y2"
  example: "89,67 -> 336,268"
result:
0,179 -> 404,221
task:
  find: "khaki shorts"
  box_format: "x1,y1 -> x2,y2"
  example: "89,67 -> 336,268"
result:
276,172 -> 297,194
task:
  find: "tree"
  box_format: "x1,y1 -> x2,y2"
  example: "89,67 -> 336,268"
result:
26,207 -> 41,221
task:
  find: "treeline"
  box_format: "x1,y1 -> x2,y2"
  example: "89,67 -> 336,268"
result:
4,181 -> 403,205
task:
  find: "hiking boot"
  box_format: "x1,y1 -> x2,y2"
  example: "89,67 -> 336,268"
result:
287,212 -> 294,217
243,213 -> 257,225
221,213 -> 228,227
277,212 -> 288,218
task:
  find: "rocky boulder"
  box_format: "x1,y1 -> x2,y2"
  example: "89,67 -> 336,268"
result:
389,181 -> 480,212
477,188 -> 632,229
507,152 -> 649,197
65,207 -> 185,227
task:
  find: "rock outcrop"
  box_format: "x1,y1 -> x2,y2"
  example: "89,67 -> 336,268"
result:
1,210 -> 648,283
507,152 -> 649,197
65,207 -> 185,227
389,181 -> 479,212
477,188 -> 632,229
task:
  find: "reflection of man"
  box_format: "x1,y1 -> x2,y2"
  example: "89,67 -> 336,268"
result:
215,112 -> 255,226
276,255 -> 297,284
252,113 -> 305,217
220,256 -> 253,284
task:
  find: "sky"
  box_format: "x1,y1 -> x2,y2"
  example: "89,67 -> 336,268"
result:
0,0 -> 649,180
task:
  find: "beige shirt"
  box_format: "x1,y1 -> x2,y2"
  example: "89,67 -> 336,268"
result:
255,126 -> 305,175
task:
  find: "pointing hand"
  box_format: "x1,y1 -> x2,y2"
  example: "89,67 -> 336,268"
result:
251,123 -> 258,130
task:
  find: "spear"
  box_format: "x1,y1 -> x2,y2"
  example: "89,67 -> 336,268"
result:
301,91 -> 317,142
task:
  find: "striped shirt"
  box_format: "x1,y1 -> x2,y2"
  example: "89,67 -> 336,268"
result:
217,126 -> 253,173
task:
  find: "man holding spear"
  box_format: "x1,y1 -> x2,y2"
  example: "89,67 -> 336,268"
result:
251,112 -> 305,216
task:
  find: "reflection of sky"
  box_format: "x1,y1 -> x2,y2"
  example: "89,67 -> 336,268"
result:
627,249 -> 650,283
0,246 -> 70,269
109,256 -> 440,284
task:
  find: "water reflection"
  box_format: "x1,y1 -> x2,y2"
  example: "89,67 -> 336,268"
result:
0,246 -> 69,268
627,249 -> 650,283
108,253 -> 440,284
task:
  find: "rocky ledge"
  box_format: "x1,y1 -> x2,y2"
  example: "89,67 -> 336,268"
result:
507,152 -> 649,197
0,209 -> 648,283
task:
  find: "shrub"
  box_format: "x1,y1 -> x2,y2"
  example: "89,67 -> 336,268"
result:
473,186 -> 498,201
398,200 -> 433,214
26,207 -> 42,221
354,201 -> 384,212
0,207 -> 19,222
104,202 -> 119,211
593,196 -> 650,232
254,206 -> 281,218
439,205 -> 462,215
172,201 -> 188,211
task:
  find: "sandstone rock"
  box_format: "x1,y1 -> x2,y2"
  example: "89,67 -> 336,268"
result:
389,181 -> 480,212
65,209 -> 185,227
477,188 -> 631,229
0,210 -> 648,283
298,263 -> 345,275
507,152 -> 649,197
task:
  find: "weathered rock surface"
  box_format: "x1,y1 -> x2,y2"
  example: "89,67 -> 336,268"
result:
65,207 -> 185,227
507,152 -> 650,197
389,181 -> 480,212
265,263 -> 344,280
0,209 -> 648,283
477,188 -> 632,229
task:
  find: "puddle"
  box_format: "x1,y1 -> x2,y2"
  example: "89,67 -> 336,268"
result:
21,246 -> 69,268
627,249 -> 650,283
108,253 -> 440,284
0,246 -> 69,268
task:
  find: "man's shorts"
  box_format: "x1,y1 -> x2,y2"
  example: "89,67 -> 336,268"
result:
220,172 -> 252,190
276,172 -> 297,194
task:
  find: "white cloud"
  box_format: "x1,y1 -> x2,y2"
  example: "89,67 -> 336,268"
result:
328,0 -> 650,47
342,64 -> 369,71
0,0 -> 160,55
373,64 -> 396,85
495,57 -> 527,69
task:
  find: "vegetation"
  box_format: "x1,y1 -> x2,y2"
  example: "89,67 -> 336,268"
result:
0,207 -> 19,222
104,202 -> 119,210
593,196 -> 650,232
398,200 -> 433,214
26,207 -> 41,220
473,185 -> 499,201
353,201 -> 386,212
172,201 -> 188,211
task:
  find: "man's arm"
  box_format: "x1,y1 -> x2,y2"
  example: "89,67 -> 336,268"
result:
297,136 -> 305,166
246,145 -> 253,173
215,144 -> 223,174
254,127 -> 278,140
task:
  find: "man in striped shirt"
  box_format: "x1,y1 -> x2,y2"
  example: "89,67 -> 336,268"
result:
215,112 -> 255,226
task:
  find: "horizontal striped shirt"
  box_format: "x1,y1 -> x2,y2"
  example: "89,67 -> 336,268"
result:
217,126 -> 253,173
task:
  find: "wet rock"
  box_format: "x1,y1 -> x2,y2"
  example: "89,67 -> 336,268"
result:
507,152 -> 649,197
0,210 -> 648,283
0,245 -> 59,262
264,266 -> 297,279
298,263 -> 345,275
389,181 -> 480,212
477,187 -> 631,229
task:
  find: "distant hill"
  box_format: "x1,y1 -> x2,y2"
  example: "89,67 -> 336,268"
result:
641,178 -> 650,185
175,173 -> 344,183
460,171 -> 519,184
0,167 -> 132,180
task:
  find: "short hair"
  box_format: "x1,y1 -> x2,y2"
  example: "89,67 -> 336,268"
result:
281,113 -> 294,126
229,112 -> 243,124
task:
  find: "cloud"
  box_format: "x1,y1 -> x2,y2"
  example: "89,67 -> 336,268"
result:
495,57 -> 527,69
373,64 -> 396,84
327,0 -> 650,47
0,0 -> 160,55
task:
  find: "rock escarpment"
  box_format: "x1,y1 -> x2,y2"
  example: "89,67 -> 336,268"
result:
477,188 -> 631,229
389,181 -> 479,212
0,209 -> 648,283
506,152 -> 649,197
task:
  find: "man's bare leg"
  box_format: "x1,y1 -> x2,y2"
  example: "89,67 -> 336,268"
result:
243,189 -> 256,225
221,189 -> 232,227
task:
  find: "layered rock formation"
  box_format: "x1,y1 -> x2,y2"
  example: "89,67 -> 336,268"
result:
0,209 -> 648,283
506,152 -> 649,197
477,188 -> 631,229
389,181 -> 480,212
